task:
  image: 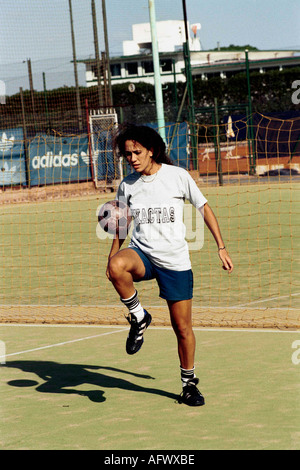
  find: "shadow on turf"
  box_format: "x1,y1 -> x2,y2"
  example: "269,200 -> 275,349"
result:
5,361 -> 179,403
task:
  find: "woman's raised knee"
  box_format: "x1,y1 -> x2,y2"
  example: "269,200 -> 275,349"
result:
107,254 -> 127,280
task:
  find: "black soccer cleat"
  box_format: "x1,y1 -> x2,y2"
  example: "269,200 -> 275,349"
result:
178,378 -> 205,407
125,309 -> 152,355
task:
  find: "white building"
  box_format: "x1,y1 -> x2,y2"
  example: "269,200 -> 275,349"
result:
122,20 -> 201,55
81,20 -> 300,88
82,20 -> 200,87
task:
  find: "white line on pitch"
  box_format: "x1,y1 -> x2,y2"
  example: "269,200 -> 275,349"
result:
0,328 -> 127,360
0,324 -> 128,329
1,304 -> 299,310
1,324 -> 298,337
232,292 -> 300,308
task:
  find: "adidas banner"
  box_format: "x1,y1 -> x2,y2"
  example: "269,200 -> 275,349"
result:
0,127 -> 26,186
29,134 -> 92,186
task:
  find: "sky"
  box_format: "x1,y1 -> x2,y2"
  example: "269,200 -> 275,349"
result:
1,0 -> 300,95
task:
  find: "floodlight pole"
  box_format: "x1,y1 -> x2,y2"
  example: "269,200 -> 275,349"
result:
148,0 -> 166,143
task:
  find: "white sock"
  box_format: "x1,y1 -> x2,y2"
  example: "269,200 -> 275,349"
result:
121,290 -> 145,322
180,366 -> 196,388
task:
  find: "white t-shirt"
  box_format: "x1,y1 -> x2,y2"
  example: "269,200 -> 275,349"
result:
116,163 -> 207,271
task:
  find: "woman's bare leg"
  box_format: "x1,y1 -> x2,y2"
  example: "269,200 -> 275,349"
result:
168,299 -> 204,405
107,248 -> 151,355
167,299 -> 195,370
107,248 -> 146,299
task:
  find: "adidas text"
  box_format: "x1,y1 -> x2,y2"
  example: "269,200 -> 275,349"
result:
32,151 -> 79,169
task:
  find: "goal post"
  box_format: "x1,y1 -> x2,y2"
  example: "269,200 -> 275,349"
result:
89,109 -> 122,188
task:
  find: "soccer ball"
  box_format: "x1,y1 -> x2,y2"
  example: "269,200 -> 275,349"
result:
97,200 -> 131,237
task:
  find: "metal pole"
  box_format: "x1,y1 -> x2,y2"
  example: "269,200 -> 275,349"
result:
182,0 -> 189,42
214,97 -> 223,186
27,59 -> 37,132
182,0 -> 197,169
85,99 -> 96,187
68,0 -> 83,131
91,0 -> 104,107
42,72 -> 51,133
148,0 -> 166,142
101,51 -> 109,104
20,87 -> 30,188
102,0 -> 113,106
172,58 -> 178,116
245,49 -> 256,174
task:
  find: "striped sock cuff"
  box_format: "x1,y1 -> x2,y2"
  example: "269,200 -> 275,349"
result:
121,290 -> 145,322
180,366 -> 195,387
121,290 -> 139,310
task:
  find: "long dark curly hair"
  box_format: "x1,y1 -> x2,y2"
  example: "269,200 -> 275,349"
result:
113,123 -> 173,165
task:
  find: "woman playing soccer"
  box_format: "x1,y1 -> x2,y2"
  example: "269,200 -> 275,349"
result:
106,124 -> 233,406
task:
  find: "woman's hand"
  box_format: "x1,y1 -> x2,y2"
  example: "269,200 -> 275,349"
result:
218,247 -> 234,273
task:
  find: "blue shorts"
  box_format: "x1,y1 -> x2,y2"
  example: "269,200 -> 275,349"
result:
130,247 -> 193,301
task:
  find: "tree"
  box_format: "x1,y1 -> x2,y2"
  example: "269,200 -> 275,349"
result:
212,44 -> 259,51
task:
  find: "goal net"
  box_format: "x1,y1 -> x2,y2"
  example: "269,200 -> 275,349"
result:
0,116 -> 299,329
